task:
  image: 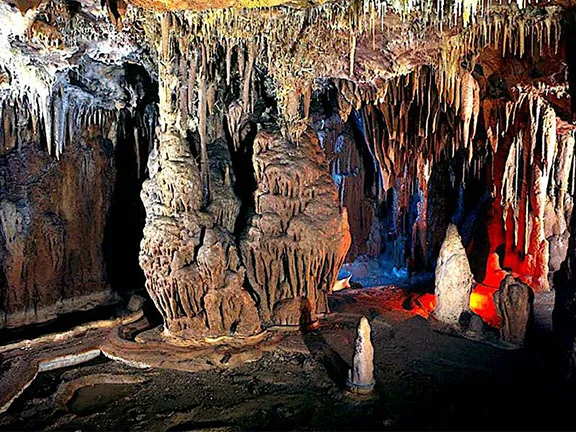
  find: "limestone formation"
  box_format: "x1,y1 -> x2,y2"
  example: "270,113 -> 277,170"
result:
0,105 -> 118,328
318,119 -> 382,262
432,224 -> 474,328
0,0 -> 574,357
139,17 -> 260,339
346,316 -> 375,394
240,129 -> 351,327
494,275 -> 533,346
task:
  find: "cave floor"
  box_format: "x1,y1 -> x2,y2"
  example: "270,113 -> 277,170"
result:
0,290 -> 573,432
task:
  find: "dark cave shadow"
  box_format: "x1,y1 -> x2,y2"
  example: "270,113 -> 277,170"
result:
552,7 -> 576,382
302,329 -> 351,390
103,64 -> 157,299
102,109 -> 147,296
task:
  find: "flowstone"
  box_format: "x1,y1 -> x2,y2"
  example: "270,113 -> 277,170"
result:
241,129 -> 351,327
139,18 -> 261,339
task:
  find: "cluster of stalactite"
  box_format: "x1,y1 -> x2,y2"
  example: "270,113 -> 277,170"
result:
0,91 -> 123,158
324,9 -> 573,298
0,93 -> 155,327
0,0 -> 159,328
331,69 -> 464,269
0,0 -> 561,161
484,89 -> 575,292
128,4 -> 562,140
127,0 -> 536,25
0,0 -> 140,157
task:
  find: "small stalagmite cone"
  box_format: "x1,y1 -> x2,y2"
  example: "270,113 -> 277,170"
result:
346,316 -> 375,394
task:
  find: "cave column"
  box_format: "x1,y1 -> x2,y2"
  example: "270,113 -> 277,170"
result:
139,14 -> 260,339
240,129 -> 351,327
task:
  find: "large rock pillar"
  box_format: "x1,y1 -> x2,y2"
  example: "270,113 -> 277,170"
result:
241,129 -> 351,327
139,15 -> 260,339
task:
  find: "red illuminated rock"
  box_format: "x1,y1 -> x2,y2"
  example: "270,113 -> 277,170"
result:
483,253 -> 507,288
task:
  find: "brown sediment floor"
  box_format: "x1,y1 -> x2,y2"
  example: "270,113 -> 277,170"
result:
0,289 -> 573,431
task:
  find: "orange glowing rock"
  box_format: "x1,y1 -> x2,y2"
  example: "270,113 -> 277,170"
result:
474,223 -> 503,327
414,293 -> 437,315
483,252 -> 507,288
470,284 -> 502,328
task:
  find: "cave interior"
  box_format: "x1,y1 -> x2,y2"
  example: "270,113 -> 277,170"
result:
1,0 -> 576,429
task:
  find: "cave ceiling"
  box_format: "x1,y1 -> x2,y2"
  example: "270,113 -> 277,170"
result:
0,0 -> 573,156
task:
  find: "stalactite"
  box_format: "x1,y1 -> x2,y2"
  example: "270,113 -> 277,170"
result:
242,42 -> 255,112
460,70 -> 480,162
225,39 -> 233,87
198,42 -> 211,208
178,37 -> 189,132
349,33 -> 356,77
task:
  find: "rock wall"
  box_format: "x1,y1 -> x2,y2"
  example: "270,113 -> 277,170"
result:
0,104 -> 117,328
316,115 -> 381,262
240,129 -> 351,326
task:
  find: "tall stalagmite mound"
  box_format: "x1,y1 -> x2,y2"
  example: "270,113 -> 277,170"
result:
241,129 -> 351,327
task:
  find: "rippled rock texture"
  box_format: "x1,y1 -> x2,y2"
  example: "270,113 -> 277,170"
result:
241,129 -> 351,327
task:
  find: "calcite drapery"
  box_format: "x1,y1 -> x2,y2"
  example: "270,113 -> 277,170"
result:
485,90 -> 575,292
139,15 -> 260,339
241,129 -> 351,327
0,100 -> 122,327
318,115 -> 382,262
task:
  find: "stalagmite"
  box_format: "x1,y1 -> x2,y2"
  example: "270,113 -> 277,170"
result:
241,129 -> 351,327
432,224 -> 474,328
494,275 -> 533,346
139,15 -> 261,339
346,316 -> 375,395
